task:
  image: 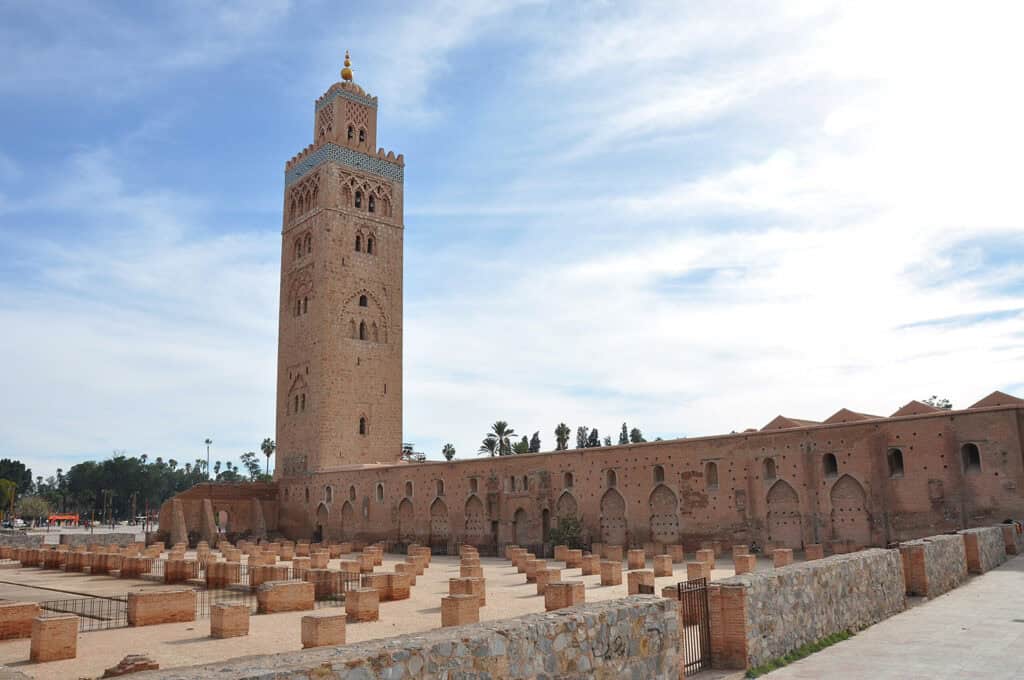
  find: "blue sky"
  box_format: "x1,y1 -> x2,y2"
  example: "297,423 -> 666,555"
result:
1,1 -> 1022,479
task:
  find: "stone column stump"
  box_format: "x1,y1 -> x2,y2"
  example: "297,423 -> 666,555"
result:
804,544 -> 824,561
30,615 -> 78,662
627,549 -> 646,570
301,612 -> 345,648
695,549 -> 716,569
687,561 -> 711,581
441,594 -> 479,627
210,603 -> 249,639
653,554 -> 673,577
599,560 -> 623,586
345,588 -> 379,623
535,568 -> 560,595
544,581 -> 585,611
580,554 -> 601,576
628,569 -> 655,595
773,548 -> 794,568
734,554 -> 756,575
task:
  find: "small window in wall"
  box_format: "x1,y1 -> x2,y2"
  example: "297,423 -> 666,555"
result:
359,295 -> 368,307
887,448 -> 904,478
304,234 -> 312,254
823,453 -> 838,478
509,477 -> 516,492
436,480 -> 444,496
359,416 -> 367,435
470,478 -> 478,494
347,125 -> 354,140
367,237 -> 375,254
300,394 -> 306,411
358,128 -> 366,142
359,321 -> 367,340
303,296 -> 308,314
305,487 -> 310,503
405,481 -> 413,497
294,395 -> 299,413
355,191 -> 362,209
325,486 -> 333,503
564,472 -> 574,488
764,458 -> 777,480
653,465 -> 665,484
355,235 -> 362,252
376,483 -> 384,502
522,476 -> 528,492
705,462 -> 719,490
294,240 -> 301,260
606,469 -> 617,488
284,488 -> 290,501
368,196 -> 375,213
962,443 -> 981,474
349,485 -> 356,501
295,299 -> 301,317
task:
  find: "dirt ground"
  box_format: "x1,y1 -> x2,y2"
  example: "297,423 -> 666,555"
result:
0,550 -> 782,679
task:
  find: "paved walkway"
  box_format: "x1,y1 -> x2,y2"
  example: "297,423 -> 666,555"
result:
767,554 -> 1024,679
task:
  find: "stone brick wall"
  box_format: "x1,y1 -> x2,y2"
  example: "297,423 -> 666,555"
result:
959,526 -> 1007,573
137,597 -> 680,679
711,548 -> 906,669
899,534 -> 967,598
58,532 -> 135,547
127,590 -> 196,626
0,532 -> 43,547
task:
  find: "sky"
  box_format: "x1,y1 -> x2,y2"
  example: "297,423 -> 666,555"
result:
1,1 -> 1022,480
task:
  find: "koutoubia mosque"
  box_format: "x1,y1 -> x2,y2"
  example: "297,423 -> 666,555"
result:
162,57 -> 1024,555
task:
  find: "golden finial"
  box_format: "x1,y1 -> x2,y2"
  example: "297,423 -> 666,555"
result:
341,50 -> 353,82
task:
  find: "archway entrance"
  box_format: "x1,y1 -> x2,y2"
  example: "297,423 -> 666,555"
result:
398,498 -> 414,542
599,488 -> 627,546
556,491 -> 578,521
315,503 -> 329,542
513,508 -> 529,545
340,501 -> 355,540
648,485 -> 680,544
464,495 -> 486,543
830,474 -> 871,548
766,480 -> 803,548
429,498 -> 449,552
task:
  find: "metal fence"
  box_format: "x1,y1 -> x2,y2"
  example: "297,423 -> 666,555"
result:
676,577 -> 712,675
39,596 -> 129,633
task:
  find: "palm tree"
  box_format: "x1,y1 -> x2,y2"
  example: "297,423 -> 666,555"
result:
477,436 -> 499,457
261,438 -> 276,476
489,421 -> 516,456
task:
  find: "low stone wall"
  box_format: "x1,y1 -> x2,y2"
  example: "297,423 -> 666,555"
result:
59,532 -> 136,547
136,597 -> 680,679
710,548 -> 906,669
959,527 -> 1007,574
899,534 -> 967,598
0,532 -> 43,548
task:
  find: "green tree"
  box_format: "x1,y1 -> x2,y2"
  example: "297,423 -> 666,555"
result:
489,421 -> 517,456
629,428 -> 646,444
0,459 -> 32,495
477,436 -> 499,457
619,423 -> 629,446
548,516 -> 583,549
0,479 -> 16,520
16,495 -> 51,526
240,452 -> 262,480
261,438 -> 276,476
587,428 -> 601,447
528,432 -> 541,453
554,423 -> 571,451
924,395 -> 953,410
513,436 -> 530,454
442,443 -> 456,461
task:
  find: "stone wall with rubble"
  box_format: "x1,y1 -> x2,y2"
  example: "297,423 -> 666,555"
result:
959,526 -> 1007,573
58,532 -> 136,547
900,533 -> 967,597
717,548 -> 906,668
137,597 -> 680,679
0,532 -> 43,547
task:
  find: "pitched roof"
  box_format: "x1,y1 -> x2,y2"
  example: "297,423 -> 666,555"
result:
890,400 -> 944,417
761,415 -> 822,431
969,390 -> 1024,409
824,408 -> 883,424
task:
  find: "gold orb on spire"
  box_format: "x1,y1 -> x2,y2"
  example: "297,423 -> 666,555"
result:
341,50 -> 353,82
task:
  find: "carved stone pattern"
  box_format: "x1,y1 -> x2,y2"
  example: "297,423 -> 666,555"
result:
286,143 -> 403,187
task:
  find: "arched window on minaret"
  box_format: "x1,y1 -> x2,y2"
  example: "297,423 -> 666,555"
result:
355,234 -> 362,252
355,191 -> 362,209
303,296 -> 308,314
349,320 -> 356,338
368,195 -> 375,213
295,299 -> 301,317
359,321 -> 367,340
359,416 -> 367,435
347,125 -> 354,140
358,128 -> 366,143
294,239 -> 301,260
371,322 -> 379,342
367,236 -> 375,254
304,234 -> 312,254
358,295 -> 368,307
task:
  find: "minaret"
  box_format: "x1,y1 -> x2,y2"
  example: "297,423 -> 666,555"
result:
275,53 -> 404,477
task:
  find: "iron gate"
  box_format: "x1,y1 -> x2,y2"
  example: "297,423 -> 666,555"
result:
676,576 -> 711,674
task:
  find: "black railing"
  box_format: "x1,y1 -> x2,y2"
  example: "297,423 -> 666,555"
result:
39,596 -> 129,633
676,577 -> 712,675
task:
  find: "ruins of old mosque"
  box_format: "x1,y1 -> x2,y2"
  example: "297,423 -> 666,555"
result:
2,54 -> 1022,680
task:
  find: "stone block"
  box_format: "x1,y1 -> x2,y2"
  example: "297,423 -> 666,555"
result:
524,558 -> 546,582
302,612 -> 345,648
206,561 -> 241,588
734,554 -> 756,575
696,549 -> 716,569
535,568 -> 559,595
731,545 -> 749,561
345,587 -> 379,623
358,553 -> 375,573
0,602 -> 42,640
504,544 -> 520,560
899,534 -> 967,598
627,549 -> 646,570
653,554 -> 673,577
600,560 -> 623,586
309,551 -> 329,569
460,556 -> 480,568
628,569 -> 655,595
210,603 -> 249,639
361,573 -> 390,601
441,594 -> 479,627
164,559 -> 198,584
120,556 -> 154,579
338,542 -> 352,555
605,545 -> 623,563
30,615 -> 78,662
564,549 -> 583,569
102,653 -> 159,676
1002,523 -> 1023,555
394,561 -> 417,586
590,542 -> 604,559
544,581 -> 585,611
959,527 -> 1007,574
292,556 -> 311,578
449,576 -> 486,606
804,544 -> 824,561
773,548 -> 794,568
581,554 -> 601,576
295,542 -> 310,557
257,580 -> 314,614
387,572 -> 411,600
516,552 -> 535,573
668,544 -> 685,563
251,565 -> 290,590
687,561 -> 711,581
127,590 -> 195,626
643,542 -> 664,558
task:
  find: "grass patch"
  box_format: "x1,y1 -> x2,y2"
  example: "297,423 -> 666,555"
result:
745,630 -> 853,677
